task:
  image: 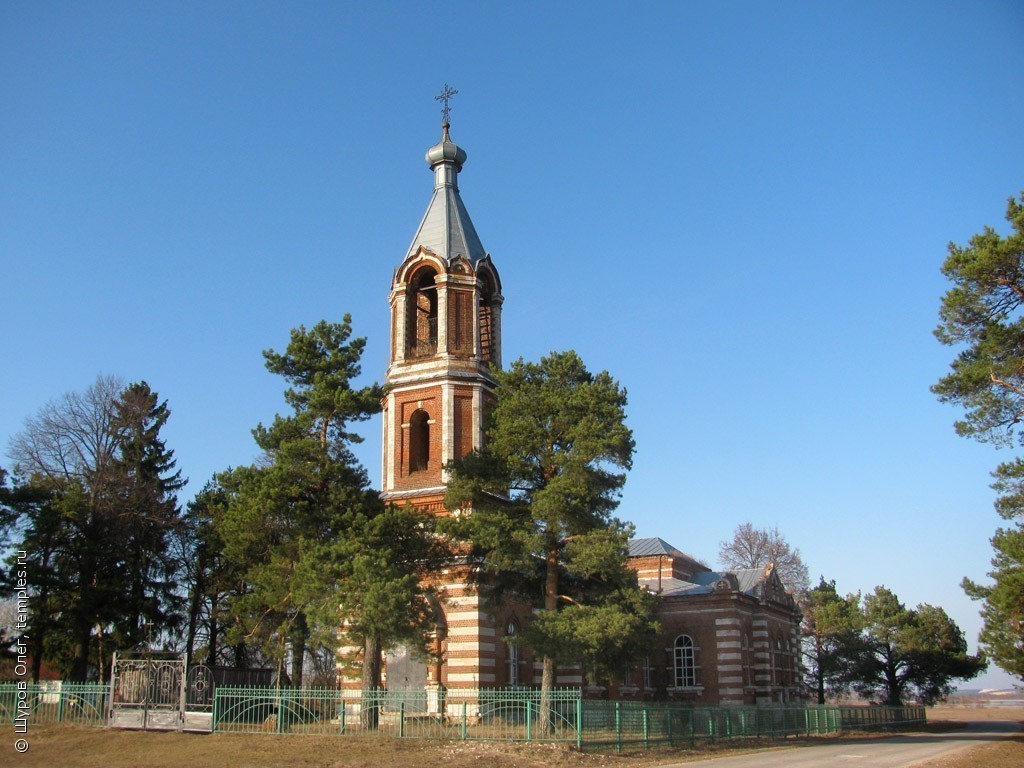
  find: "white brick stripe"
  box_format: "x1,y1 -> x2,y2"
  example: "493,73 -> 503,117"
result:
447,673 -> 496,683
447,641 -> 496,653
447,657 -> 495,668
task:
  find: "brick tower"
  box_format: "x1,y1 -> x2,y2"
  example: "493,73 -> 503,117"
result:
380,118 -> 502,514
376,110 -> 511,693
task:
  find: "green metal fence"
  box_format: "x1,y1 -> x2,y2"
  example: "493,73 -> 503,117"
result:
212,686 -> 582,741
0,683 -> 109,728
0,682 -> 927,752
578,701 -> 923,751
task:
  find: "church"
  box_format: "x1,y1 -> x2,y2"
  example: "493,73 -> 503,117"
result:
371,98 -> 803,707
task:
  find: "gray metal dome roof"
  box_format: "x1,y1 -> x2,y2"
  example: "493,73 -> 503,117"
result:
425,124 -> 467,169
405,124 -> 487,266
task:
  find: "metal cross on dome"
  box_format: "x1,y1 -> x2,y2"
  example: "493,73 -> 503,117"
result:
436,83 -> 458,127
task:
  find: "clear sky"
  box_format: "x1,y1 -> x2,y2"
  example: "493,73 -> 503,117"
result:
2,2 -> 1022,690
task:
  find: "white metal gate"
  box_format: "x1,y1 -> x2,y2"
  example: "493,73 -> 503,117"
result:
108,652 -> 214,731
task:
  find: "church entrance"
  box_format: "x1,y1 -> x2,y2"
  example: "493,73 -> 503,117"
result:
383,644 -> 428,692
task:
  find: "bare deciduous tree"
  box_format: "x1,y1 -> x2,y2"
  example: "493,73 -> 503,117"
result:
718,522 -> 809,597
8,373 -> 123,484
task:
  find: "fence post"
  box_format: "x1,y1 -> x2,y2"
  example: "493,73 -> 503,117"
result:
399,701 -> 405,738
615,701 -> 621,753
276,689 -> 283,734
576,697 -> 582,751
643,708 -> 649,749
667,707 -> 674,748
526,699 -> 533,742
57,685 -> 65,723
211,690 -> 217,733
339,696 -> 345,734
461,700 -> 467,740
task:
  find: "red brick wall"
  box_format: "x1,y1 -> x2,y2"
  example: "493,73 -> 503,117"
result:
391,385 -> 442,491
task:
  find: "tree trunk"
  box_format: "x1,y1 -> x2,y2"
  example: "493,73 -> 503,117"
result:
361,634 -> 382,730
184,570 -> 205,664
207,594 -> 219,667
69,561 -> 95,684
815,638 -> 826,704
884,651 -> 902,706
70,622 -> 92,682
290,612 -> 307,688
538,547 -> 560,736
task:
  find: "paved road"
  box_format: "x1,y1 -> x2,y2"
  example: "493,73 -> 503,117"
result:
656,720 -> 1020,768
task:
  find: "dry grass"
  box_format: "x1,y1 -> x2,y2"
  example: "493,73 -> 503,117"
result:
909,705 -> 1024,768
4,706 -> 1020,768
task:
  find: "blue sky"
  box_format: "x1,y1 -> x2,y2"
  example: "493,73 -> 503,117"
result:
2,2 -> 1022,689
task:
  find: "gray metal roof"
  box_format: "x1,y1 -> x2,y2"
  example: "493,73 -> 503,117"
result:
641,568 -> 766,598
628,537 -> 708,569
628,537 -> 683,558
406,127 -> 487,266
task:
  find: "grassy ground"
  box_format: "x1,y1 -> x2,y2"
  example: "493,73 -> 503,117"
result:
5,706 -> 1021,768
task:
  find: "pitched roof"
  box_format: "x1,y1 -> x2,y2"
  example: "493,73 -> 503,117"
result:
629,537 -> 709,571
628,537 -> 683,558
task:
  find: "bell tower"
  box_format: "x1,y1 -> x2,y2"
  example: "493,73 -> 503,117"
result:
381,106 -> 503,514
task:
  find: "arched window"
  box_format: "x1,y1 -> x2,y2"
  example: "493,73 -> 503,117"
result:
674,635 -> 696,687
409,409 -> 430,472
406,268 -> 438,358
505,621 -> 519,686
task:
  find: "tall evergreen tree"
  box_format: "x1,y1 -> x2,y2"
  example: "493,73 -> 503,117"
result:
173,477 -> 249,668
800,577 -> 861,704
0,468 -> 63,680
298,502 -> 451,724
960,459 -> 1024,680
106,381 -> 186,651
216,315 -> 443,691
934,191 -> 1024,682
843,586 -> 984,705
445,350 -> 649,724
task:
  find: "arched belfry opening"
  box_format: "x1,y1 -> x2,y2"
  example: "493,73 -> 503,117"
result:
478,270 -> 497,365
406,267 -> 438,358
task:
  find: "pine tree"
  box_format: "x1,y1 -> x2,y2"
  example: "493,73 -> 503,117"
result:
960,459 -> 1024,680
445,350 -> 649,725
843,586 -> 984,705
216,315 -> 447,697
800,578 -> 861,703
934,192 -> 1024,683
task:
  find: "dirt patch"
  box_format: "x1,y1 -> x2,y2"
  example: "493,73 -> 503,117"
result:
5,707 -> 1022,768
5,727 -> 643,768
